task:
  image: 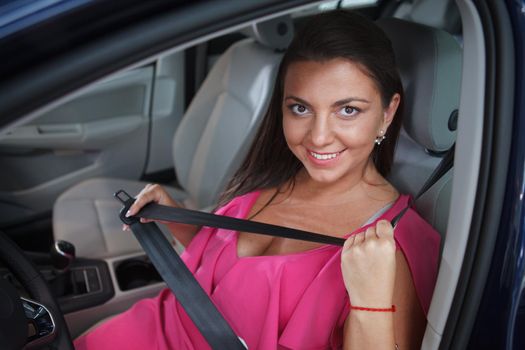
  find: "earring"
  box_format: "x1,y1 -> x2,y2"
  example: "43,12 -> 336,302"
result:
375,130 -> 386,145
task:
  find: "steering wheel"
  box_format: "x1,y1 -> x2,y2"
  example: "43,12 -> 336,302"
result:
0,230 -> 74,350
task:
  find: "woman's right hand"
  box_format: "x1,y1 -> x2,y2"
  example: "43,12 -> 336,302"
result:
123,184 -> 182,228
123,184 -> 198,247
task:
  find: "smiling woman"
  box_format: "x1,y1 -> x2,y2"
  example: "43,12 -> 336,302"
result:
220,10 -> 405,203
75,10 -> 440,350
282,58 -> 400,185
1,0 -> 523,349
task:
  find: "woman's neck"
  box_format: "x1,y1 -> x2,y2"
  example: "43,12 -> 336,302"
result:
289,160 -> 388,205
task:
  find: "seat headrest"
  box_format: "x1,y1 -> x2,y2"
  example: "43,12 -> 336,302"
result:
377,18 -> 461,152
242,15 -> 294,51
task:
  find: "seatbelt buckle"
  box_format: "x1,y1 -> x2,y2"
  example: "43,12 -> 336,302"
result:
114,189 -> 140,226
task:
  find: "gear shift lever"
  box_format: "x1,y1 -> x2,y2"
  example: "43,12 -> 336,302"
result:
49,240 -> 76,296
50,240 -> 75,271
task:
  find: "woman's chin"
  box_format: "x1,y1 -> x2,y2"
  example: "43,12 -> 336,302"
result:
304,170 -> 344,185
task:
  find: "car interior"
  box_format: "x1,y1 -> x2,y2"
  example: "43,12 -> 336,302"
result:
0,0 -> 489,348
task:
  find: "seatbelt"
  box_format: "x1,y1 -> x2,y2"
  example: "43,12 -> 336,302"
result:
116,192 -> 248,350
115,144 -> 454,349
120,194 -> 347,246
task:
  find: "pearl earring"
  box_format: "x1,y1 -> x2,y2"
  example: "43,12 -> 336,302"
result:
375,130 -> 386,145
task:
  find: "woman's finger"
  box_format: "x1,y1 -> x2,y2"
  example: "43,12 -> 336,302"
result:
364,226 -> 376,241
127,185 -> 157,216
123,184 -> 180,226
343,235 -> 354,249
353,231 -> 365,245
375,219 -> 394,239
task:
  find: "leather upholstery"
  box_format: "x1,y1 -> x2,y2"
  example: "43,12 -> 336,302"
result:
378,18 -> 461,152
53,17 -> 292,258
378,18 -> 461,240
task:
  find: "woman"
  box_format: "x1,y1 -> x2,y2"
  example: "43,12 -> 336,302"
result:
75,10 -> 440,350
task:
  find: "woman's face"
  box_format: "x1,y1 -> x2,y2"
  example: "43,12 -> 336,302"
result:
282,58 -> 399,185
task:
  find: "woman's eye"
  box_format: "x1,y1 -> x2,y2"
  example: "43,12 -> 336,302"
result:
339,106 -> 359,118
290,104 -> 309,116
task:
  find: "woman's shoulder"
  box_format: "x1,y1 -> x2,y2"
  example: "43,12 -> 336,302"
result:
389,193 -> 435,231
372,191 -> 440,250
392,194 -> 441,314
390,193 -> 427,223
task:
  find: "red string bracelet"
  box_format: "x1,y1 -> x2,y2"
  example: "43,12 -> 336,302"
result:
349,304 -> 396,312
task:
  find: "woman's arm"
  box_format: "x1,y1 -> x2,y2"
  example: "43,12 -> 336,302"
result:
390,250 -> 427,350
341,220 -> 426,349
125,184 -> 199,247
342,249 -> 426,349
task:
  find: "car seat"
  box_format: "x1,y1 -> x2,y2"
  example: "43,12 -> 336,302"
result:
377,18 -> 461,240
52,16 -> 294,258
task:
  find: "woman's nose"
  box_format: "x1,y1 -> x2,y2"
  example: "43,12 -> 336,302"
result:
309,115 -> 334,146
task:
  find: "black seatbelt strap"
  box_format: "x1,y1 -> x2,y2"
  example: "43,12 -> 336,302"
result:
123,195 -> 347,246
116,192 -> 248,350
115,144 -> 455,349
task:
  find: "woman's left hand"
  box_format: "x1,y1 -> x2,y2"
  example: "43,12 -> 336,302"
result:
341,219 -> 397,307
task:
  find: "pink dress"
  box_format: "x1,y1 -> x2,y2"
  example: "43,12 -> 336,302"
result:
75,191 -> 440,349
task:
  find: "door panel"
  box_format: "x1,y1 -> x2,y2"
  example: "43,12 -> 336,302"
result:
0,67 -> 155,225
0,116 -> 143,149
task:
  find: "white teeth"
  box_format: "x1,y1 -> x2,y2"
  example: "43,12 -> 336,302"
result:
310,151 -> 338,160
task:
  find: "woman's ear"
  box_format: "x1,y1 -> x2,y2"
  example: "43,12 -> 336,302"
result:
382,93 -> 401,130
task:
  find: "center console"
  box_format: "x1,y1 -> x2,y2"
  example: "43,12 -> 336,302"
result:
1,240 -> 172,338
64,250 -> 168,338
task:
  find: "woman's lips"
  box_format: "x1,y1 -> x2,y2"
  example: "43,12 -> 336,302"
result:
306,149 -> 345,166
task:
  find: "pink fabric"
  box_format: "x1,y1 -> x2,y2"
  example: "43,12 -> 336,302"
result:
75,191 -> 440,350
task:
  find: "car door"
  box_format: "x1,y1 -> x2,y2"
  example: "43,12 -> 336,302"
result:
0,52 -> 184,227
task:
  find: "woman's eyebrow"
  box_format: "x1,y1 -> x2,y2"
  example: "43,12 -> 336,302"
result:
284,96 -> 371,107
332,97 -> 371,107
284,95 -> 312,107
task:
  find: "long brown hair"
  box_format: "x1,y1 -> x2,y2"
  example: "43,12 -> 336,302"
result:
219,10 -> 404,206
